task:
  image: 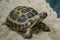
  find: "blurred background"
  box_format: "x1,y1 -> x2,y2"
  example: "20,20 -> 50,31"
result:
46,0 -> 60,18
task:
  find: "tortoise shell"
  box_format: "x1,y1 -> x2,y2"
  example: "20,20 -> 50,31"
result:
6,6 -> 39,31
5,6 -> 47,32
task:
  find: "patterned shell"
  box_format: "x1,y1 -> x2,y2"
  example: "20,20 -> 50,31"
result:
6,6 -> 38,31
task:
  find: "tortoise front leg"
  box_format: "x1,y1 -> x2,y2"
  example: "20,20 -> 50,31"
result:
23,20 -> 38,39
23,29 -> 32,39
31,22 -> 50,34
36,22 -> 50,32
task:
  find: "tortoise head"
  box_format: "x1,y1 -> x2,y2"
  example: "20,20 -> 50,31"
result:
38,12 -> 47,21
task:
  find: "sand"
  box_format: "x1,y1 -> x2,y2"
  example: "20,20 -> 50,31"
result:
0,0 -> 60,40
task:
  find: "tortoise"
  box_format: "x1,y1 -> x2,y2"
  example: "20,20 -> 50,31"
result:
2,6 -> 50,39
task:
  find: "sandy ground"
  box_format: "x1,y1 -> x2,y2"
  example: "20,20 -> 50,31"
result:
0,0 -> 60,40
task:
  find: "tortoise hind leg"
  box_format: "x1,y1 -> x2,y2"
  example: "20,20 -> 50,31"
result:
1,21 -> 7,26
1,18 -> 8,26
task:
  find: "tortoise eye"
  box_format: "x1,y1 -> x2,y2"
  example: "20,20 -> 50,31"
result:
17,15 -> 27,22
27,12 -> 34,18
